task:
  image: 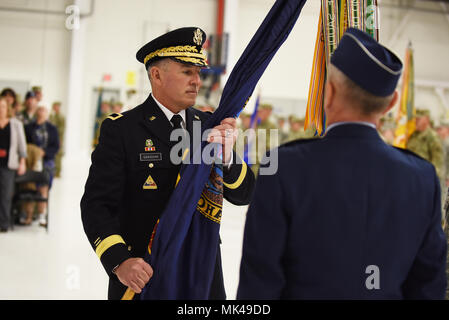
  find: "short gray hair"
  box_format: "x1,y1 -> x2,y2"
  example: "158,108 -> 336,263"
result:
328,64 -> 395,116
147,58 -> 170,82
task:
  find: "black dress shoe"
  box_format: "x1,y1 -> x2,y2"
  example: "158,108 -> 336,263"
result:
0,228 -> 7,233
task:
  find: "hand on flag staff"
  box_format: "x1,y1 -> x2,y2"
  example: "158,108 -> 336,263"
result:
114,258 -> 153,294
206,117 -> 239,165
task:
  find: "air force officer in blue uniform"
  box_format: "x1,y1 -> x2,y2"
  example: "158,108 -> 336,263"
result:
237,28 -> 447,299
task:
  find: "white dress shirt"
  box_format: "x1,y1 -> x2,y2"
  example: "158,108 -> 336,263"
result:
151,93 -> 233,167
151,94 -> 186,129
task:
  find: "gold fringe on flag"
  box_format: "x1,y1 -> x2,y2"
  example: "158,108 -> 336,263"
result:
339,0 -> 348,38
393,43 -> 415,149
304,10 -> 326,135
304,0 -> 379,135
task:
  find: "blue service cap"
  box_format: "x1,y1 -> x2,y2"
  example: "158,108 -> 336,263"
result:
330,28 -> 403,97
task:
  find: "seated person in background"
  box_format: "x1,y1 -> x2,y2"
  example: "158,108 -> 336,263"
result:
93,101 -> 111,148
24,106 -> 59,227
18,143 -> 44,226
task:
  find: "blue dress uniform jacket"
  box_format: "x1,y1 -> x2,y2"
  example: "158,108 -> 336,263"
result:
25,121 -> 60,162
81,94 -> 255,300
237,124 -> 446,299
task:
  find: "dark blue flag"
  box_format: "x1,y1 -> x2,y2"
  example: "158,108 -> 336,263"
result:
140,0 -> 308,299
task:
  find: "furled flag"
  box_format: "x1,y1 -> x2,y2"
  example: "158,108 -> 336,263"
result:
130,0 -> 308,300
243,92 -> 261,166
304,0 -> 379,136
393,43 -> 415,148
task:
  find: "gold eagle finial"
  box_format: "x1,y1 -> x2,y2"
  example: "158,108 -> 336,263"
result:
193,28 -> 203,46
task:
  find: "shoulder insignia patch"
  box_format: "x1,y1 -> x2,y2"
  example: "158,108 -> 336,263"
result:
107,113 -> 123,121
143,174 -> 157,190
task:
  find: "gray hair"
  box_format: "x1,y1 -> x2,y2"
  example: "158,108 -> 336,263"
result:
328,64 -> 395,116
147,58 -> 170,83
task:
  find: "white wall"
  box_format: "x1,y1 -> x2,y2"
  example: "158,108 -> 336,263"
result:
1,0 -> 449,151
379,2 -> 449,123
233,1 -> 449,122
78,0 -> 217,150
233,0 -> 320,118
0,0 -> 71,108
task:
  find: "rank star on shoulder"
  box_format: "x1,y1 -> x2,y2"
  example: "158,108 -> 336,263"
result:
177,304 -> 212,318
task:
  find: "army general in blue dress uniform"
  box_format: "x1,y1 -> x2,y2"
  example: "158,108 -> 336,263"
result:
81,27 -> 255,300
237,28 -> 446,299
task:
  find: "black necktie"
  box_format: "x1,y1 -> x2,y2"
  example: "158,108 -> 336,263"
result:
170,114 -> 184,130
170,115 -> 187,160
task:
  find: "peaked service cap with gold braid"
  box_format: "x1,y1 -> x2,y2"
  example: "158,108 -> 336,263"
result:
136,27 -> 209,69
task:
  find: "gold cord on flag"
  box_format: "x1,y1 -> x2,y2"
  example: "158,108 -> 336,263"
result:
304,10 -> 326,135
393,43 -> 415,148
304,0 -> 379,135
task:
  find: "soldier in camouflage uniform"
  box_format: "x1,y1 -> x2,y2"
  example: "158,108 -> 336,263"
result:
239,112 -> 251,130
406,109 -> 443,181
111,101 -> 123,114
93,101 -> 111,148
378,115 -> 396,145
304,125 -> 318,138
49,102 -> 66,177
235,112 -> 254,168
251,103 -> 278,177
443,194 -> 449,299
437,123 -> 449,188
439,122 -> 449,299
409,109 -> 447,298
277,116 -> 289,144
285,116 -> 305,143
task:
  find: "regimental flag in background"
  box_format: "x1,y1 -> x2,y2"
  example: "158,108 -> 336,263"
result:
305,0 -> 379,136
127,0 -> 308,300
92,87 -> 103,147
393,43 -> 415,149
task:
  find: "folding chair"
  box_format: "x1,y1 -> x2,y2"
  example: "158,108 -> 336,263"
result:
10,170 -> 50,231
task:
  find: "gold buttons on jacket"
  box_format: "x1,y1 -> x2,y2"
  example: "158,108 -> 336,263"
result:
149,163 -> 154,168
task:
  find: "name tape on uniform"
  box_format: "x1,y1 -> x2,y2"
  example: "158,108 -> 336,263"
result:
140,153 -> 162,162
